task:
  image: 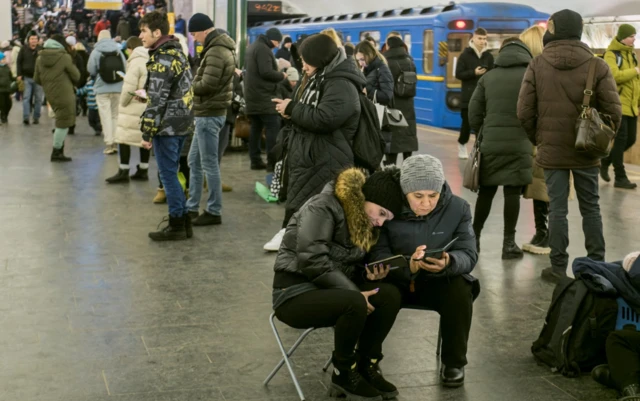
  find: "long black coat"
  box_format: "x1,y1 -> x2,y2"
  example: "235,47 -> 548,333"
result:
383,46 -> 418,153
244,35 -> 283,115
283,50 -> 366,215
455,44 -> 494,109
469,41 -> 533,187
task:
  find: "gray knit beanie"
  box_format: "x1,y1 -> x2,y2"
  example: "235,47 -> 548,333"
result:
400,154 -> 445,194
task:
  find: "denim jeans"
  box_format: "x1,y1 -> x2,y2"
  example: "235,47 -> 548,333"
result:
23,77 -> 43,121
154,135 -> 187,218
249,114 -> 281,165
544,167 -> 605,273
186,116 -> 226,216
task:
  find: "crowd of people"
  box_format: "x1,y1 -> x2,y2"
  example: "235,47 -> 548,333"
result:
1,4 -> 640,400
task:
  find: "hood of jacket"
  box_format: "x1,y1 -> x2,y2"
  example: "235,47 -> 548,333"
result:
323,47 -> 367,89
494,41 -> 533,68
608,38 -> 636,53
541,40 -> 594,71
203,30 -> 236,53
128,46 -> 148,63
363,56 -> 385,76
469,40 -> 488,58
40,39 -> 67,68
149,35 -> 181,53
321,168 -> 378,251
383,46 -> 410,60
401,182 -> 453,221
94,38 -> 122,54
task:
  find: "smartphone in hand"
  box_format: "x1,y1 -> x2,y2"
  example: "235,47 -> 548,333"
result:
417,237 -> 459,261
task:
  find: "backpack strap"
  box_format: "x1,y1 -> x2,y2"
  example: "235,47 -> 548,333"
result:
581,58 -> 598,110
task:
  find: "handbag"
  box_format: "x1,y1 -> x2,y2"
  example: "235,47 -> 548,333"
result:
574,58 -> 617,158
463,129 -> 482,192
373,90 -> 409,129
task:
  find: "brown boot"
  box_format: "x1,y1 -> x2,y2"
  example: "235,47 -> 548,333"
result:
153,188 -> 166,204
222,183 -> 233,192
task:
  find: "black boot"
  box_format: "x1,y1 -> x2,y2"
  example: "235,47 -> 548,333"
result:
620,384 -> 640,401
68,125 -> 75,135
50,147 -> 72,162
441,366 -> 465,387
614,177 -> 638,189
502,233 -> 523,260
105,169 -> 130,184
148,216 -> 188,241
591,365 -> 612,388
600,163 -> 611,182
130,165 -> 149,181
357,354 -> 398,400
184,213 -> 194,239
328,353 -> 382,401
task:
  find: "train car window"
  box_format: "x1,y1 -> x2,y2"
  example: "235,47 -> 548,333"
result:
360,31 -> 381,44
422,30 -> 434,74
404,33 -> 412,54
446,33 -> 472,88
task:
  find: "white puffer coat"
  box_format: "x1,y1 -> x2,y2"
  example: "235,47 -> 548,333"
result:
115,46 -> 149,147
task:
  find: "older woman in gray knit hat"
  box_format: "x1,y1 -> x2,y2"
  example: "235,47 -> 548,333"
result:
368,154 -> 480,388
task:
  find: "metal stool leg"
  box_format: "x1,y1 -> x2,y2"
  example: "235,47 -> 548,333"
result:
264,313 -> 313,401
322,355 -> 332,372
436,321 -> 442,356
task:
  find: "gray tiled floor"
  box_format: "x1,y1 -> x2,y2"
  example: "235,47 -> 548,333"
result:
1,105 -> 638,401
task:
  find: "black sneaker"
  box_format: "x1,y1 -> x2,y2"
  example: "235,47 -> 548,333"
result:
614,178 -> 637,189
148,216 -> 188,241
358,355 -> 398,400
600,164 -> 611,182
329,364 -> 382,401
192,211 -> 222,226
541,267 -> 566,284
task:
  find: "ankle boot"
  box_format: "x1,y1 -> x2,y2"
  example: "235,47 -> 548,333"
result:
328,353 -> 382,401
148,216 -> 188,241
50,147 -> 72,162
357,354 -> 398,400
106,169 -> 130,184
130,165 -> 149,181
153,188 -> 166,204
502,235 -> 523,260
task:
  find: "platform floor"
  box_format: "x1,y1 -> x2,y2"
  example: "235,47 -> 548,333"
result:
1,107 -> 639,401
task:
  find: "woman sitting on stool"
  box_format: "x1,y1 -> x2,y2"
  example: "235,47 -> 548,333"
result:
272,167 -> 405,401
369,154 -> 480,388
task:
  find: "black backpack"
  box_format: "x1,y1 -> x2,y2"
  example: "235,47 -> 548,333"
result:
531,278 -> 618,377
392,60 -> 417,98
352,92 -> 386,173
98,51 -> 125,84
599,50 -> 623,69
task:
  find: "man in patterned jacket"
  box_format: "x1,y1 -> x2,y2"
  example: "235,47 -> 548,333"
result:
139,11 -> 195,241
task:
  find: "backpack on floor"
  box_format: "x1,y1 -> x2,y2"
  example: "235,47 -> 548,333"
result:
352,92 -> 386,173
531,278 -> 618,377
98,51 -> 125,84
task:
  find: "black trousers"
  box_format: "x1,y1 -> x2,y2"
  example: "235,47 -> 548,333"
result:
88,108 -> 102,133
384,152 -> 413,166
606,330 -> 640,390
282,208 -> 296,229
401,276 -> 474,368
249,114 -> 281,166
275,282 -> 402,361
602,116 -> 638,180
473,185 -> 523,238
0,92 -> 12,121
533,199 -> 549,233
118,144 -> 151,166
458,108 -> 472,145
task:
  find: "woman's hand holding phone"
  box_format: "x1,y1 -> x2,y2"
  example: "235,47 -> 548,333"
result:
410,245 -> 450,273
365,264 -> 390,281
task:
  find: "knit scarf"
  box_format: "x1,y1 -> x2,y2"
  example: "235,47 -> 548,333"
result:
296,70 -> 325,108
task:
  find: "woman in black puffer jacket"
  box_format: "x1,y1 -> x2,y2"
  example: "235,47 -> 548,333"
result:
272,167 -> 405,401
355,40 -> 393,106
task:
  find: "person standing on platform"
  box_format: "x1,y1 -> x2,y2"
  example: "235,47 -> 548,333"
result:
139,11 -> 195,241
455,28 -> 493,159
244,27 -> 286,171
185,13 -> 236,227
17,31 -> 43,125
275,36 -> 292,62
600,24 -> 640,190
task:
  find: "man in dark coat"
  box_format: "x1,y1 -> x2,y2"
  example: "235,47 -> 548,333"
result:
468,38 -> 533,260
455,27 -> 493,159
383,35 -> 418,165
275,36 -> 292,61
517,9 -> 622,283
244,27 -> 286,170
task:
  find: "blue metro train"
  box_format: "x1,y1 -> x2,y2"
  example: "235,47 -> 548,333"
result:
248,2 -> 549,129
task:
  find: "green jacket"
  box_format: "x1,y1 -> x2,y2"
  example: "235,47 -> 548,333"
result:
604,39 -> 640,117
193,30 -> 236,117
0,65 -> 14,93
34,39 -> 80,128
469,41 -> 533,187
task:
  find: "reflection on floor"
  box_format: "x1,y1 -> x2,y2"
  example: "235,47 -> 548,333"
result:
2,109 -> 637,400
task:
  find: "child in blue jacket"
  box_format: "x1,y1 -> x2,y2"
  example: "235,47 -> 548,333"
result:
76,77 -> 102,136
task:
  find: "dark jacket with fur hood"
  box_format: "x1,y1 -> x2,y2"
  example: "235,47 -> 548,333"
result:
272,168 -> 378,305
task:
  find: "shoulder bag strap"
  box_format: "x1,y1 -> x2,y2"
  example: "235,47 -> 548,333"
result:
582,58 -> 598,109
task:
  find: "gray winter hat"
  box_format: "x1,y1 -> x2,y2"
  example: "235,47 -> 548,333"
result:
400,154 -> 445,194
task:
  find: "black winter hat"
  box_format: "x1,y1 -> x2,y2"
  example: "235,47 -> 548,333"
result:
361,167 -> 405,217
299,33 -> 339,69
266,28 -> 283,42
386,36 -> 405,49
546,9 -> 583,42
283,36 -> 293,44
188,13 -> 214,33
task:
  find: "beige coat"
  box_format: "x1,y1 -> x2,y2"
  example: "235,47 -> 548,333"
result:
115,46 -> 149,147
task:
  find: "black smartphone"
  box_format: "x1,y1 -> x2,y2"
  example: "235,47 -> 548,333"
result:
420,237 -> 459,261
367,255 -> 408,271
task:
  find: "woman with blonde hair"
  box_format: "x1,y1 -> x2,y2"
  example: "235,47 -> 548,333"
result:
320,27 -> 343,47
520,25 -> 545,57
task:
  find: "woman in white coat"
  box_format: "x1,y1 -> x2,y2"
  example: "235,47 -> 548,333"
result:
106,37 -> 151,184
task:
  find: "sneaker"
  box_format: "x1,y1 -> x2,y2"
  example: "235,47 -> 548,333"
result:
264,228 -> 286,252
458,143 -> 468,159
528,232 -> 551,255
192,211 -> 222,226
541,267 -> 566,284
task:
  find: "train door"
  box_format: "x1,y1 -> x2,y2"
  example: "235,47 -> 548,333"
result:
445,32 -> 472,90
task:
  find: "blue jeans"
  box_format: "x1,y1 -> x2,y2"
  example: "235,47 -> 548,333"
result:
153,136 -> 187,218
187,116 -> 226,216
23,77 -> 43,121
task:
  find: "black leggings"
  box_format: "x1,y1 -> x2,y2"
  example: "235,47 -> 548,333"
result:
606,330 -> 640,390
158,155 -> 189,189
473,185 -> 523,237
458,108 -> 472,145
384,152 -> 412,166
275,282 -> 402,361
119,144 -> 150,166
